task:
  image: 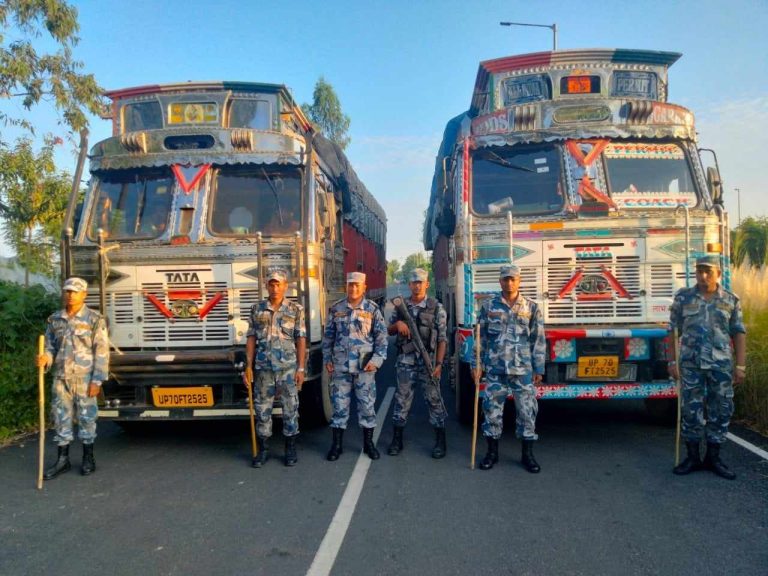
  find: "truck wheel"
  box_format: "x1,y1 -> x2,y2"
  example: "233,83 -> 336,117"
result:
456,361 -> 481,426
299,371 -> 333,426
644,398 -> 677,426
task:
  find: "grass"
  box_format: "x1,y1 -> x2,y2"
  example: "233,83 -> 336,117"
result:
730,266 -> 768,435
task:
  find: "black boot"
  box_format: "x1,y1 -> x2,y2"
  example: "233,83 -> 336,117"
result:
387,426 -> 404,456
81,443 -> 96,476
479,438 -> 499,470
432,427 -> 446,459
284,435 -> 298,467
521,439 -> 540,473
327,428 -> 344,461
252,437 -> 270,468
673,441 -> 703,475
703,442 -> 736,480
363,427 -> 380,460
44,444 -> 71,480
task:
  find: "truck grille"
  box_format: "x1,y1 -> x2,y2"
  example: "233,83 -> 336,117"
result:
546,256 -> 642,321
141,281 -> 230,343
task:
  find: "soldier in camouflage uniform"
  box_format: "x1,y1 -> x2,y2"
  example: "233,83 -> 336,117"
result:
35,277 -> 109,479
669,255 -> 746,480
244,268 -> 306,468
474,265 -> 545,473
387,268 -> 448,458
322,271 -> 388,461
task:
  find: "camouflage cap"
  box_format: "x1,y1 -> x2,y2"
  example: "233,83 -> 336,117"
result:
499,264 -> 520,279
695,255 -> 721,269
266,267 -> 288,282
409,268 -> 428,282
347,271 -> 366,284
62,277 -> 88,292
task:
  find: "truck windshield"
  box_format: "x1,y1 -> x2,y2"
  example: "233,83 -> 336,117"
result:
88,169 -> 173,240
605,142 -> 699,209
472,144 -> 563,216
209,167 -> 301,236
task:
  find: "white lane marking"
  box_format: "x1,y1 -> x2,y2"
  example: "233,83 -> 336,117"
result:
727,432 -> 768,460
306,386 -> 395,576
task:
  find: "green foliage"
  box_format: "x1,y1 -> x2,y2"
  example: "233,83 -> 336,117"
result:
0,0 -> 105,137
734,307 -> 768,435
400,252 -> 431,282
399,252 -> 435,295
732,217 -> 768,269
301,77 -> 351,150
0,280 -> 60,441
0,137 -> 70,280
386,259 -> 401,284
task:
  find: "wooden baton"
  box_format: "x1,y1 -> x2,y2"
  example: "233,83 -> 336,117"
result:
37,335 -> 45,490
470,324 -> 481,470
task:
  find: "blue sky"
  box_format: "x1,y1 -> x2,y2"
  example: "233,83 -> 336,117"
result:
2,0 -> 766,262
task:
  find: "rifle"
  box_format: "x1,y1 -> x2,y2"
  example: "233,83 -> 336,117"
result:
391,296 -> 439,383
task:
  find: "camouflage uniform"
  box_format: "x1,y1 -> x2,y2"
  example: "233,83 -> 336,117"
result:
477,293 -> 546,440
44,305 -> 109,446
670,284 -> 746,444
247,298 -> 306,438
390,297 -> 448,427
322,297 -> 388,429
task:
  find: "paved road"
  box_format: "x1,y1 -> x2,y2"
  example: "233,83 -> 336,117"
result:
2,340 -> 767,576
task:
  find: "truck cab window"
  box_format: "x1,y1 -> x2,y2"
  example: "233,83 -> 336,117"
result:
472,144 -> 563,216
209,167 -> 301,236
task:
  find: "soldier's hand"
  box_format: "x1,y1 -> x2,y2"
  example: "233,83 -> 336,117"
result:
244,366 -> 254,386
295,370 -> 305,390
533,373 -> 543,385
325,362 -> 334,374
87,382 -> 101,398
734,366 -> 746,385
395,320 -> 411,338
35,354 -> 51,370
432,364 -> 443,379
668,364 -> 679,381
472,367 -> 482,382
363,362 -> 377,372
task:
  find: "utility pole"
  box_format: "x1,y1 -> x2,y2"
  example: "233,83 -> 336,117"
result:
734,188 -> 741,226
500,21 -> 558,51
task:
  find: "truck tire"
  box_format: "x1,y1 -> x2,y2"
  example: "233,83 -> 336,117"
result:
456,361 -> 481,426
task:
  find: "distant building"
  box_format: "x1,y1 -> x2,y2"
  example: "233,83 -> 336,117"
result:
0,256 -> 58,292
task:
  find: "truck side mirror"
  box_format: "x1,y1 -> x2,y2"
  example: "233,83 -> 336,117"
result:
707,166 -> 723,205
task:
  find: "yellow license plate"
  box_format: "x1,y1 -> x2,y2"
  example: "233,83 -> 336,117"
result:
577,356 -> 619,378
151,387 -> 214,408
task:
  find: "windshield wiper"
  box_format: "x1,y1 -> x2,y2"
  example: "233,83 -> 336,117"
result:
484,151 -> 535,173
261,167 -> 284,225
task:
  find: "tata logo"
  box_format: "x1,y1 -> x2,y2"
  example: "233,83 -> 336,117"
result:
575,246 -> 612,258
578,274 -> 610,294
164,272 -> 200,283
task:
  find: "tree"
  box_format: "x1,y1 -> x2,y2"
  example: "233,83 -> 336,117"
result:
0,0 -> 104,139
0,137 -> 70,283
733,217 -> 768,269
301,77 -> 351,149
386,259 -> 401,284
400,252 -> 431,281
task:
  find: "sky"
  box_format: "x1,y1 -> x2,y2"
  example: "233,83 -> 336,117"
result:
1,0 -> 767,263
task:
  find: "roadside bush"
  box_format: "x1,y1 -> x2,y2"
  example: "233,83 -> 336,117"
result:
0,281 -> 60,442
731,266 -> 768,435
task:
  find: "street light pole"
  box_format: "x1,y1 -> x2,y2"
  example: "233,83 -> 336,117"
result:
500,21 -> 558,51
734,187 -> 741,226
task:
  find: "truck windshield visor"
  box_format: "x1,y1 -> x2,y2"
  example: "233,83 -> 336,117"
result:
471,144 -> 563,216
209,167 -> 301,236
